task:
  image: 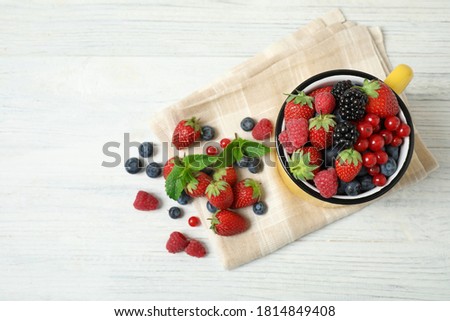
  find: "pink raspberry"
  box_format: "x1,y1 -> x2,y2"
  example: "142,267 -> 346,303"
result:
313,168 -> 338,198
166,231 -> 189,253
278,130 -> 295,154
286,118 -> 308,148
133,191 -> 159,210
252,118 -> 273,140
185,240 -> 207,258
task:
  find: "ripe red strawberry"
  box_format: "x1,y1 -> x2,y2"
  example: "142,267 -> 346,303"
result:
361,79 -> 400,117
278,130 -> 295,154
172,117 -> 202,150
284,90 -> 314,121
209,209 -> 249,236
252,118 -> 273,140
309,114 -> 336,150
288,147 -> 323,181
163,157 -> 176,179
133,191 -> 159,210
185,240 -> 206,258
166,231 -> 189,253
205,180 -> 234,210
286,118 -> 308,148
335,148 -> 363,182
231,178 -> 262,209
185,172 -> 211,197
213,167 -> 237,186
309,85 -> 333,98
314,92 -> 335,114
313,168 -> 338,198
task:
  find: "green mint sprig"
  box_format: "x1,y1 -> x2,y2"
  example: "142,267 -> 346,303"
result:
164,136 -> 270,200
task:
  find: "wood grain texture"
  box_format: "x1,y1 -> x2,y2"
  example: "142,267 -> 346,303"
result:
1,0 -> 449,300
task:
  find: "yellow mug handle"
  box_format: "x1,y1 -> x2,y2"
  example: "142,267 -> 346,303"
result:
384,64 -> 414,95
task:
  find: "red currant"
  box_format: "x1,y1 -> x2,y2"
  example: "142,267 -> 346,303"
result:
354,137 -> 369,152
373,174 -> 387,186
369,134 -> 385,151
384,116 -> 401,131
364,113 -> 380,127
206,145 -> 218,156
188,216 -> 200,227
357,121 -> 373,139
368,165 -> 380,176
220,138 -> 231,148
375,150 -> 388,165
363,152 -> 377,168
391,136 -> 403,147
379,129 -> 393,145
372,124 -> 381,133
396,123 -> 411,138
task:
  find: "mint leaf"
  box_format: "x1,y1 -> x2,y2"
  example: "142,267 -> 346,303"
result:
183,154 -> 217,171
242,141 -> 270,158
165,165 -> 185,200
215,140 -> 238,168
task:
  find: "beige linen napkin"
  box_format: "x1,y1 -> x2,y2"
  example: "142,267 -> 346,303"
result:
150,9 -> 438,269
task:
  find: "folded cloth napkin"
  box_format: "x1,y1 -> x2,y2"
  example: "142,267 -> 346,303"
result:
150,9 -> 438,269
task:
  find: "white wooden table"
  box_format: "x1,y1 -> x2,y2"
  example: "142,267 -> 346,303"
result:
1,0 -> 449,300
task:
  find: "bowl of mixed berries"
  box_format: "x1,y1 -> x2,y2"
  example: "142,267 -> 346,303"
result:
275,65 -> 414,206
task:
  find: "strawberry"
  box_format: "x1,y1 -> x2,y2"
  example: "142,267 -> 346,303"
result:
284,90 -> 315,121
166,231 -> 189,253
309,85 -> 333,98
231,178 -> 262,209
252,118 -> 273,140
163,157 -> 176,179
133,191 -> 159,210
335,148 -> 363,182
185,172 -> 211,198
172,117 -> 202,150
313,168 -> 338,198
205,180 -> 234,210
209,209 -> 249,236
213,167 -> 237,186
361,79 -> 400,117
314,92 -> 335,114
185,239 -> 207,258
309,114 -> 336,150
286,118 -> 308,149
288,147 -> 322,181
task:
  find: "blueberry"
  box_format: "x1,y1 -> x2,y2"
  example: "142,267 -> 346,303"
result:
139,142 -> 154,158
168,206 -> 182,219
357,166 -> 368,177
345,180 -> 362,196
249,161 -> 263,174
380,157 -> 397,177
385,145 -> 399,161
201,126 -> 215,141
206,201 -> 217,213
240,117 -> 256,132
236,155 -> 253,168
177,190 -> 192,205
360,175 -> 375,192
253,201 -> 267,215
324,146 -> 340,167
125,157 -> 143,174
337,180 -> 348,195
146,162 -> 161,178
201,167 -> 215,176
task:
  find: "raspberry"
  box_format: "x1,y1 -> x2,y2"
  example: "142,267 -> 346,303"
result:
286,118 -> 308,148
252,118 -> 273,140
313,168 -> 338,198
278,130 -> 295,154
133,191 -> 159,210
314,92 -> 336,114
185,240 -> 206,258
166,231 -> 189,253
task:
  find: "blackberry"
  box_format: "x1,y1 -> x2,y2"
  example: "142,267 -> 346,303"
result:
331,80 -> 353,102
339,88 -> 368,121
332,121 -> 359,149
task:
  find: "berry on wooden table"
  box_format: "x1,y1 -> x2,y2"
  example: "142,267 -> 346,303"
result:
125,157 -> 143,174
220,138 -> 231,148
188,216 -> 200,227
201,126 -> 215,141
185,240 -> 206,258
168,206 -> 182,219
240,117 -> 256,132
139,142 -> 154,158
177,190 -> 192,205
252,118 -> 273,140
146,162 -> 162,178
133,191 -> 159,211
253,201 -> 267,215
166,231 -> 189,253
